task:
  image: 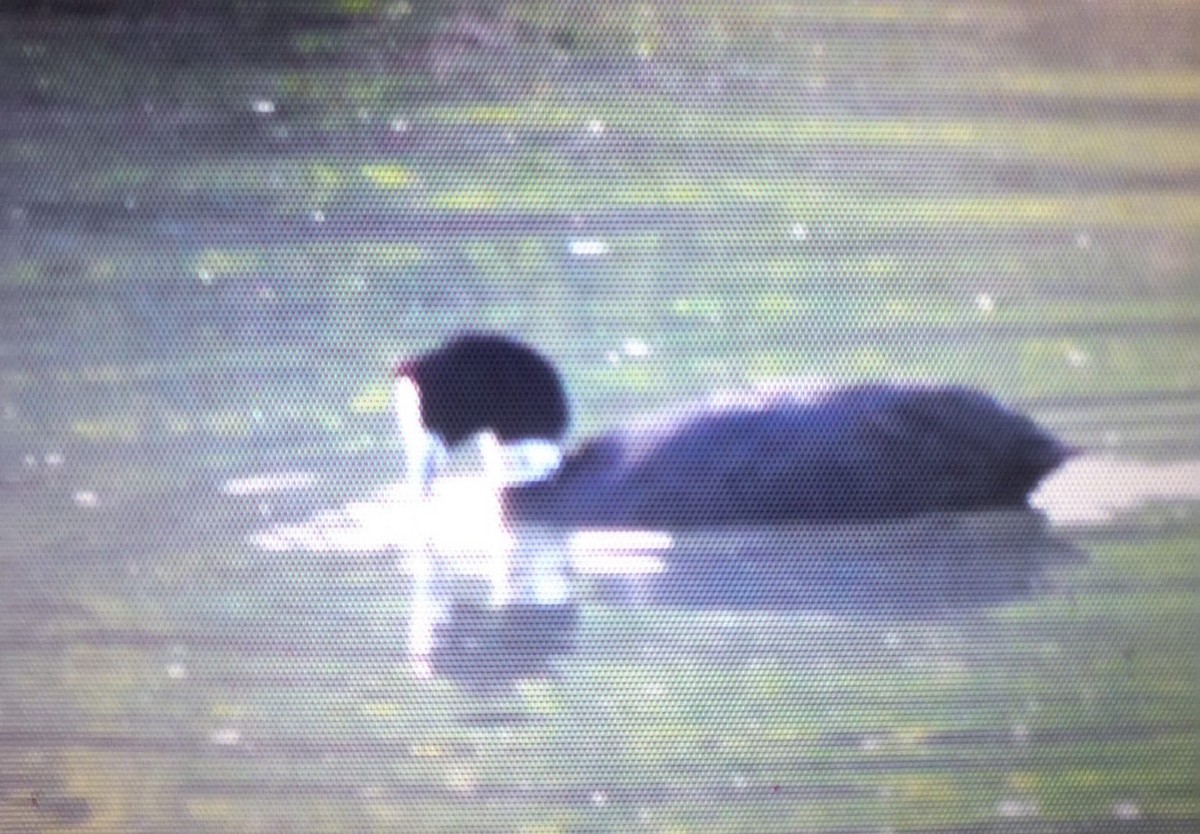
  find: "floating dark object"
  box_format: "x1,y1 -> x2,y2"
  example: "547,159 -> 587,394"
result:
397,334 -> 1073,527
397,336 -> 1077,684
396,332 -> 568,446
509,384 -> 1073,527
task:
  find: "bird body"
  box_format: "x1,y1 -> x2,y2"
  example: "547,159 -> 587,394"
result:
397,334 -> 1071,528
507,384 -> 1070,527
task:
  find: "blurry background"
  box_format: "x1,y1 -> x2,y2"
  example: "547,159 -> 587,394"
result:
1,1 -> 1198,831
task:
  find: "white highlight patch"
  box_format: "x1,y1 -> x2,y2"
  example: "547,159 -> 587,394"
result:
502,438 -> 562,485
568,239 -> 608,257
1112,802 -> 1141,820
1065,345 -> 1090,368
996,799 -> 1039,818
221,472 -> 318,496
572,554 -> 666,575
209,728 -> 242,746
569,529 -> 673,553
1031,454 -> 1200,526
622,337 -> 651,358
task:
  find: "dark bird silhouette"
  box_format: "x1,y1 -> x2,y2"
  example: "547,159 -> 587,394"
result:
398,334 -> 1073,527
509,384 -> 1072,527
396,332 -> 568,446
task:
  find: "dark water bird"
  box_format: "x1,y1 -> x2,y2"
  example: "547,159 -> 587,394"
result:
397,334 -> 1077,686
395,332 -> 568,446
397,333 -> 1073,527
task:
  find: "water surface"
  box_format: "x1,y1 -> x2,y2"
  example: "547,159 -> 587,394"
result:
2,3 -> 1198,831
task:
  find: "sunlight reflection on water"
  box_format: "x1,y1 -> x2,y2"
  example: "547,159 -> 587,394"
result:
226,452 -> 1197,672
1031,454 -> 1200,525
237,454 -> 1200,557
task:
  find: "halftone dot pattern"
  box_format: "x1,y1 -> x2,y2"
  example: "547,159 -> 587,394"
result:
1,2 -> 1198,832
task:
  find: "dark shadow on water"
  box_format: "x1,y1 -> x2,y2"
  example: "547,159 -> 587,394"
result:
430,601 -> 578,693
645,509 -> 1084,615
432,510 -> 1083,691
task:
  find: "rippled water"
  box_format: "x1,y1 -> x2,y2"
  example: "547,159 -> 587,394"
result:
2,4 -> 1199,831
